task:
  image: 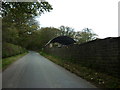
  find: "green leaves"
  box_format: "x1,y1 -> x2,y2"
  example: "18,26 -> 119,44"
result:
2,1 -> 53,47
59,26 -> 75,38
25,27 -> 59,50
2,1 -> 53,31
2,2 -> 53,17
75,28 -> 98,44
58,26 -> 98,44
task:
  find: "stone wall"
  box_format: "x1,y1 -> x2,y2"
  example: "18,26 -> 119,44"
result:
44,37 -> 120,78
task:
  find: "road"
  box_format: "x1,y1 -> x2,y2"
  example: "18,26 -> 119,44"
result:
3,51 -> 96,88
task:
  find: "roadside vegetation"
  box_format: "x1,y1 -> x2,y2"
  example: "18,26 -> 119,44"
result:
2,42 -> 27,58
2,1 -> 119,88
2,2 -> 98,52
2,52 -> 28,71
40,52 -> 120,88
2,2 -> 53,51
2,42 -> 27,70
1,1 -> 53,71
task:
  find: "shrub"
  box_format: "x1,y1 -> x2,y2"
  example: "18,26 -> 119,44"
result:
2,42 -> 27,58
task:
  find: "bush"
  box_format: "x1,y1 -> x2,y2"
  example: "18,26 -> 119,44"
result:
2,42 -> 27,58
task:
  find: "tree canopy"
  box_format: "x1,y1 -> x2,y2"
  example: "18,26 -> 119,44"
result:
2,1 -> 53,47
2,1 -> 98,51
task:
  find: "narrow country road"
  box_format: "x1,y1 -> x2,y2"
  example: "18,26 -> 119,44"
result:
3,51 -> 96,88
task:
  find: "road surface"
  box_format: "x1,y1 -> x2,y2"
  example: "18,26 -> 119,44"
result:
3,51 -> 96,88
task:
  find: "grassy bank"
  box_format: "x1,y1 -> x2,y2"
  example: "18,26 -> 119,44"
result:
2,42 -> 27,58
2,52 -> 28,71
40,52 -> 120,88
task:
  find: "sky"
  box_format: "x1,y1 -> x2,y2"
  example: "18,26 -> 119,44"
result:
36,0 -> 120,38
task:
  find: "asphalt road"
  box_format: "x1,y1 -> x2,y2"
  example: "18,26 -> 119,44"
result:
3,51 -> 96,88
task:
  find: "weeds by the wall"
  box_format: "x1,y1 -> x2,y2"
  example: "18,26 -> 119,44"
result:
40,51 -> 120,88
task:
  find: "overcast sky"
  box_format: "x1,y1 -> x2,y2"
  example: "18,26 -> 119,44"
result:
36,0 -> 119,38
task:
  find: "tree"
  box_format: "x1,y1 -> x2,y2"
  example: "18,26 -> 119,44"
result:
2,1 -> 53,46
27,17 -> 40,31
2,18 -> 19,44
1,2 -> 53,18
26,27 -> 60,50
75,28 -> 98,44
2,1 -> 52,30
59,25 -> 76,38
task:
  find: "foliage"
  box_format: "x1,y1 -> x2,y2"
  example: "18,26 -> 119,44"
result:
58,26 -> 98,44
26,27 -> 60,50
75,28 -> 98,43
2,42 -> 27,58
1,2 -> 98,51
1,2 -> 52,28
2,1 -> 53,47
1,2 -> 53,19
2,19 -> 19,44
2,52 -> 28,71
59,25 -> 75,38
20,26 -> 98,50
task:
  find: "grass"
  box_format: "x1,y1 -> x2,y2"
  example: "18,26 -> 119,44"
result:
1,52 -> 28,71
0,60 -> 2,72
40,51 -> 120,88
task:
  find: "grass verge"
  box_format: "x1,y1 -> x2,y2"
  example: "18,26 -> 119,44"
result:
1,52 -> 28,71
40,51 -> 120,88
